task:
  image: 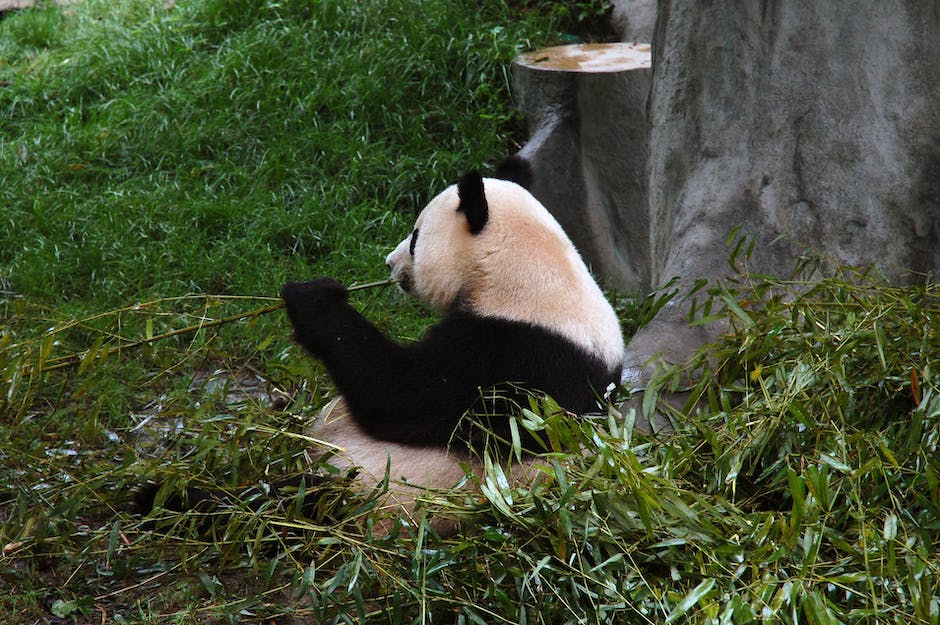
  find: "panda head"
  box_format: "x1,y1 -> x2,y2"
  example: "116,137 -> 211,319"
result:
386,159 -> 565,313
386,159 -> 624,369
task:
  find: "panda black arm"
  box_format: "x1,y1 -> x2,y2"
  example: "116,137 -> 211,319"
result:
281,279 -> 413,392
282,280 -> 618,447
281,279 -> 471,445
281,279 -> 402,366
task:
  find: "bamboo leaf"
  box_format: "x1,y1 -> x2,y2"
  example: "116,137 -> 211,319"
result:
883,513 -> 898,541
665,578 -> 715,623
801,590 -> 844,625
106,519 -> 121,567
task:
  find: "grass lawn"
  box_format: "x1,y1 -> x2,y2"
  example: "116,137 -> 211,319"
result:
1,1 -> 939,624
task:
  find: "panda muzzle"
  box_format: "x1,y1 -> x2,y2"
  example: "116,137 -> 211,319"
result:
397,273 -> 412,293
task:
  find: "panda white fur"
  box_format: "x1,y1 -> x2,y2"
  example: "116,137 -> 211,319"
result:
280,158 -> 624,531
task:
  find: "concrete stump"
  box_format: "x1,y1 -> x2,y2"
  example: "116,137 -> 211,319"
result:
511,43 -> 652,290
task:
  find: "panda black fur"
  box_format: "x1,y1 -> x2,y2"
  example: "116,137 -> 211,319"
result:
280,158 -> 624,530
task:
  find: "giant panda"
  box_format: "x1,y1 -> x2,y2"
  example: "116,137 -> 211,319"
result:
280,158 -> 624,531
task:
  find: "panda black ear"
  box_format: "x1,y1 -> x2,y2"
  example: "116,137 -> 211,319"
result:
457,171 -> 488,235
493,155 -> 532,190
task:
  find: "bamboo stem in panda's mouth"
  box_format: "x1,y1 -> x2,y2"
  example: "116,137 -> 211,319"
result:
345,277 -> 401,293
36,277 -> 400,373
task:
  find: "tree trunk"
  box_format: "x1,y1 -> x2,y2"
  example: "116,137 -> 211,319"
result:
625,2 -> 940,429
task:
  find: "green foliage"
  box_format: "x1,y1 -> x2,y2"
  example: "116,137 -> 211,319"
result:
643,265 -> 940,624
4,265 -> 938,623
1,1 -> 938,623
522,0 -> 615,42
0,0 -> 561,308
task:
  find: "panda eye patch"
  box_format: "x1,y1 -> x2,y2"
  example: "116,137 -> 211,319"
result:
409,228 -> 419,256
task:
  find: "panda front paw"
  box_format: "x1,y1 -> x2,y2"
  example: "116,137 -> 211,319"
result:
281,278 -> 348,305
281,278 -> 349,342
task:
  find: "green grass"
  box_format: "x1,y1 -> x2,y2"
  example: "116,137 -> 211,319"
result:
2,1 -> 939,624
0,0 -> 573,310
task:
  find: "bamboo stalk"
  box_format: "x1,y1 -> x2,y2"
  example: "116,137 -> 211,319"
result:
37,278 -> 398,373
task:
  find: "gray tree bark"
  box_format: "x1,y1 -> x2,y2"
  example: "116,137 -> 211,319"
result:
624,2 -> 940,430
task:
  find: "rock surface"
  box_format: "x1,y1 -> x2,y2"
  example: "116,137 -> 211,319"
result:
511,5 -> 939,432
0,0 -> 72,10
0,0 -> 34,9
609,0 -> 657,42
624,1 -> 940,430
